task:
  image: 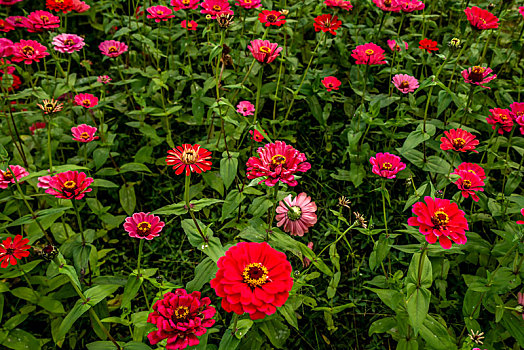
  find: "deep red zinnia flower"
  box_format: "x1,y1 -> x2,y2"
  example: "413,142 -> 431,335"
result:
452,170 -> 484,202
321,76 -> 341,91
408,196 -> 469,249
351,43 -> 386,65
147,289 -> 216,350
461,66 -> 497,89
29,122 -> 46,135
45,170 -> 94,200
439,128 -> 479,153
249,129 -> 265,142
246,140 -> 311,187
453,162 -> 485,181
210,242 -> 293,320
0,235 -> 30,268
369,152 -> 406,179
418,38 -> 438,52
258,10 -> 286,27
486,108 -> 513,134
313,14 -> 342,36
465,6 -> 499,30
0,19 -> 15,32
46,0 -> 74,13
166,144 -> 212,176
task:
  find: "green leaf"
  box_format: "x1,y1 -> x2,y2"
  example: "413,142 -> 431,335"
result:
232,319 -> 253,339
259,318 -> 290,349
220,154 -> 238,190
11,287 -> 39,304
119,163 -> 152,173
119,184 -> 137,216
218,329 -> 240,350
2,328 -> 41,350
181,219 -> 225,262
419,314 -> 457,350
0,260 -> 42,278
406,284 -> 431,336
92,179 -> 119,188
369,317 -> 397,335
121,275 -> 143,312
93,148 -> 110,170
38,296 -> 66,314
221,190 -> 242,222
369,235 -> 391,272
56,299 -> 91,341
406,253 -> 432,288
186,257 -> 218,292
366,288 -> 403,312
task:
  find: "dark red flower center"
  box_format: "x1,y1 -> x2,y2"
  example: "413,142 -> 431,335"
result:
462,179 -> 472,189
64,39 -> 74,45
136,221 -> 152,236
5,248 -> 14,255
431,210 -> 449,228
22,46 -> 35,56
286,206 -> 302,221
452,137 -> 465,149
242,263 -> 269,288
271,154 -> 286,165
63,180 -> 76,189
3,170 -> 13,180
381,162 -> 392,170
399,81 -> 410,89
266,14 -> 277,22
172,306 -> 189,321
469,66 -> 485,82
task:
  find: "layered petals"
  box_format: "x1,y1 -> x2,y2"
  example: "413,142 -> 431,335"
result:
276,192 -> 318,236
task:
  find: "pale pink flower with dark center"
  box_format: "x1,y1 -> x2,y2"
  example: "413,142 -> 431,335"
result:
369,152 -> 406,179
74,93 -> 99,108
486,108 -> 513,134
392,74 -> 419,94
97,75 -> 111,84
72,124 -> 99,143
11,40 -> 50,64
124,212 -> 165,240
72,0 -> 90,12
200,0 -> 233,19
387,39 -> 408,52
146,6 -> 175,22
52,34 -> 85,53
248,39 -> 282,64
99,40 -> 128,58
236,101 -> 255,116
276,192 -> 318,236
351,43 -> 386,65
235,0 -> 261,9
461,66 -> 496,89
45,171 -> 93,200
171,0 -> 200,11
0,38 -> 14,57
0,165 -> 28,189
25,10 -> 60,33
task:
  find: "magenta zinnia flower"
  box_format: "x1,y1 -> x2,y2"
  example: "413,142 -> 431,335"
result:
124,212 -> 165,240
486,108 -> 513,134
387,39 -> 408,52
0,165 -> 28,189
465,6 -> 499,30
373,0 -> 400,11
408,196 -> 468,249
452,170 -> 484,202
352,43 -> 386,65
248,39 -> 282,64
235,0 -> 261,9
249,129 -> 265,142
321,76 -> 341,91
246,141 -> 311,187
181,20 -> 198,30
171,0 -> 201,10
0,38 -> 14,57
0,19 -> 15,32
453,162 -> 485,181
517,209 -> 524,225
11,40 -> 50,65
146,6 -> 175,22
71,124 -> 99,143
0,0 -> 24,5
99,40 -> 128,58
396,0 -> 425,12
510,102 -> 524,135
236,101 -> 255,116
6,16 -> 27,28
147,289 -> 216,349
440,128 -> 479,153
45,171 -> 93,200
461,66 -> 496,89
25,10 -> 60,32
369,152 -> 406,179
52,34 -> 85,53
324,0 -> 352,11
276,192 -> 318,236
74,93 -> 99,108
392,74 -> 419,94
166,144 -> 212,176
200,0 -> 233,19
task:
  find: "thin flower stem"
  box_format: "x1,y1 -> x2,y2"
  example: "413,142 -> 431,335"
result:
356,63 -> 369,133
184,173 -> 209,243
72,200 -> 86,246
479,125 -> 499,167
381,181 -> 388,238
417,242 -> 429,287
266,185 -> 279,241
137,239 -> 144,278
253,66 -> 264,131
232,313 -> 239,335
16,264 -> 38,298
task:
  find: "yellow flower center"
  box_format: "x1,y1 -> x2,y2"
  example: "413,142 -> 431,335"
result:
399,81 -> 410,89
108,46 -> 118,53
156,10 -> 164,15
80,132 -> 90,139
82,99 -> 91,107
183,0 -> 190,4
22,46 -> 35,55
245,0 -> 252,3
462,179 -> 472,189
64,39 -> 74,45
431,210 -> 449,227
136,221 -> 151,236
382,162 -> 392,170
173,306 -> 189,321
3,170 -> 13,180
467,170 -> 477,175
259,46 -> 271,54
242,263 -> 269,288
41,16 -> 49,22
365,49 -> 374,55
271,154 -> 286,165
266,14 -> 277,22
287,206 -> 302,221
469,66 -> 485,82
452,137 -> 465,149
63,180 -> 76,189
213,5 -> 221,10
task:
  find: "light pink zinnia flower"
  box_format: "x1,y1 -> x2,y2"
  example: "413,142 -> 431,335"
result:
0,165 -> 28,189
392,74 -> 419,94
369,152 -> 406,179
37,174 -> 54,189
45,171 -> 93,200
146,6 -> 175,22
461,66 -> 496,89
396,0 -> 425,12
52,34 -> 85,53
387,39 -> 408,52
235,0 -> 261,9
124,212 -> 165,240
72,0 -> 90,12
171,0 -> 200,11
11,40 -> 50,65
72,124 -> 99,143
486,108 -> 513,134
373,0 -> 400,12
74,93 -> 99,108
200,0 -> 233,19
351,43 -> 386,65
248,39 -> 282,64
236,101 -> 255,116
276,193 -> 318,236
99,40 -> 128,58
0,38 -> 14,57
25,10 -> 60,33
97,75 -> 111,84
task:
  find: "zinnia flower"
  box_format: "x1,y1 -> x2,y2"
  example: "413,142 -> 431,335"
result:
392,74 -> 419,94
452,170 -> 484,202
11,40 -> 50,65
37,173 -> 54,189
465,6 -> 499,30
147,289 -> 216,349
510,102 -> 524,135
171,0 -> 200,10
419,38 -> 438,52
37,98 -> 63,114
453,162 -> 485,181
407,196 -> 469,249
276,192 -> 318,236
46,0 -> 74,13
25,10 -> 60,32
124,212 -> 165,240
0,235 -> 30,268
313,14 -> 342,36
74,93 -> 99,108
321,76 -> 341,91
71,124 -> 99,143
324,0 -> 352,11
461,66 -> 497,89
248,39 -> 282,64
6,16 -> 27,28
45,171 -> 94,200
0,165 -> 28,189
181,20 -> 198,30
0,38 -> 13,57
249,129 -> 265,142
519,7 -> 524,18
486,108 -> 513,134
517,208 -> 524,224
440,128 -> 479,153
166,144 -> 212,176
29,122 -> 46,135
97,75 -> 111,84
0,19 -> 15,32
369,152 -> 406,179
210,242 -> 293,320
235,0 -> 261,9
258,10 -> 286,27
52,34 -> 85,53
146,6 -> 175,22
72,0 -> 90,12
236,101 -> 255,116
302,242 -> 314,267
246,141 -> 311,187
0,0 -> 24,5
397,0 -> 425,12
387,39 -> 408,52
373,0 -> 400,12
200,0 -> 233,19
99,40 -> 128,58
351,43 -> 386,65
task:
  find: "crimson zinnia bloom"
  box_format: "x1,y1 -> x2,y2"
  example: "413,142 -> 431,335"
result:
510,102 -> 524,135
166,144 -> 212,176
99,40 -> 128,58
181,20 -> 198,30
29,122 -> 46,135
124,212 -> 165,240
453,162 -> 485,181
146,6 -> 175,22
246,140 -> 311,187
324,0 -> 352,11
408,196 -> 468,249
45,171 -> 94,200
313,14 -> 342,36
0,165 -> 28,189
452,170 -> 484,202
11,40 -> 50,65
373,0 -> 400,12
440,128 -> 479,153
321,76 -> 341,91
0,19 -> 15,32
419,38 -> 438,52
147,289 -> 216,350
461,66 -> 496,89
351,43 -> 386,65
210,242 -> 293,320
71,124 -> 99,142
46,0 -> 74,13
25,10 -> 60,32
465,6 -> 499,30
486,108 -> 513,134
248,39 -> 282,64
258,10 -> 286,27
0,235 -> 30,268
369,152 -> 406,179
74,93 -> 99,108
171,0 -> 200,11
200,0 -> 233,19
249,129 -> 265,142
276,192 -> 318,236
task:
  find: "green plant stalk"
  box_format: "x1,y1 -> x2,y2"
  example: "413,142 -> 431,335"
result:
417,242 -> 429,287
72,199 -> 85,246
501,126 -> 516,217
356,63 -> 370,133
215,30 -> 226,100
479,124 -> 499,167
231,313 -> 239,335
137,239 -> 144,278
266,185 -> 279,241
478,29 -> 493,64
373,12 -> 386,43
381,181 -> 388,238
16,263 -> 38,298
184,173 -> 209,243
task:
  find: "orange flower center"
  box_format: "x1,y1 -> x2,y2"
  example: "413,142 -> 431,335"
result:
56,0 -> 64,3
245,0 -> 252,3
242,263 -> 269,288
183,0 -> 190,4
431,210 -> 449,227
382,162 -> 392,170
452,137 -> 465,149
182,150 -> 198,164
156,10 -> 164,15
63,180 -> 76,189
384,0 -> 392,5
82,99 -> 91,107
213,5 -> 221,10
64,39 -> 74,45
259,46 -> 271,54
3,170 -> 13,180
173,306 -> 189,321
365,49 -> 374,56
271,154 -> 286,165
462,179 -> 472,189
41,16 -> 49,22
80,132 -> 90,139
22,46 -> 35,55
500,113 -> 508,121
108,46 -> 118,53
136,221 -> 151,236
399,81 -> 410,89
187,22 -> 193,28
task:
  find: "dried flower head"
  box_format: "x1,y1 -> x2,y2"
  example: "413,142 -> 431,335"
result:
338,196 -> 351,208
37,99 -> 63,114
354,212 -> 367,228
216,13 -> 234,28
468,329 -> 484,345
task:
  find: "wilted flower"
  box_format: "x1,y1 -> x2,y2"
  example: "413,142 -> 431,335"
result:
0,165 -> 29,189
351,43 -> 386,65
248,39 -> 282,64
486,108 -> 513,134
40,244 -> 59,260
354,211 -> 368,228
259,10 -> 286,27
37,99 -> 64,114
321,76 -> 341,91
276,193 -> 318,236
338,196 -> 351,208
369,152 -> 406,179
216,13 -> 234,28
44,171 -> 94,200
71,124 -> 99,143
124,212 -> 165,240
440,128 -> 479,153
0,235 -> 30,268
468,329 -> 485,345
52,34 -> 85,53
313,14 -> 342,36
448,37 -> 461,49
461,66 -> 497,89
392,74 -> 419,94
166,144 -> 212,176
146,6 -> 175,22
465,6 -> 499,30
99,40 -> 128,58
11,40 -> 50,65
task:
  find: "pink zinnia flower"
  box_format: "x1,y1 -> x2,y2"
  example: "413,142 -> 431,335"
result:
461,66 -> 497,89
453,162 -> 485,181
369,152 -> 406,179
37,173 -> 54,189
517,209 -> 524,225
99,40 -> 128,58
321,76 -> 341,91
146,6 -> 175,22
11,40 -> 50,65
0,38 -> 14,57
181,20 -> 198,30
351,43 -> 386,65
324,0 -> 352,11
276,192 -> 318,236
408,196 -> 469,249
0,165 -> 28,189
236,101 -> 255,116
246,141 -> 311,187
45,171 -> 93,200
200,0 -> 233,19
486,108 -> 513,134
74,93 -> 99,108
248,39 -> 282,64
171,0 -> 201,11
124,212 -> 165,240
387,39 -> 408,52
29,122 -> 46,135
373,0 -> 400,11
440,128 -> 479,153
452,170 -> 484,202
465,6 -> 499,30
25,10 -> 60,33
71,124 -> 99,143
52,34 -> 85,53
97,75 -> 111,84
396,0 -> 425,12
0,19 -> 15,32
249,129 -> 265,142
71,0 -> 90,12
510,102 -> 524,135
392,74 -> 419,94
6,16 -> 28,28
235,0 -> 261,9
519,7 -> 524,18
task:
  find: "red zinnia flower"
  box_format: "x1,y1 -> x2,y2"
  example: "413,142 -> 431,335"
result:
465,6 -> 499,30
408,196 -> 469,249
369,152 -> 406,179
29,122 -> 46,135
439,128 -> 479,153
276,192 -> 318,236
510,102 -> 524,135
210,242 -> 293,320
0,19 -> 15,32
46,0 -> 74,13
166,144 -> 212,176
124,212 -> 165,240
147,289 -> 216,350
351,43 -> 386,65
0,235 -> 30,268
11,40 -> 50,65
461,66 -> 497,89
418,38 -> 438,52
452,170 -> 484,202
313,14 -> 342,36
181,20 -> 198,30
249,129 -> 265,142
486,108 -> 513,134
45,171 -> 94,200
246,140 -> 311,187
453,162 -> 485,181
0,165 -> 29,189
321,76 -> 341,91
235,0 -> 261,9
200,0 -> 233,19
517,208 -> 524,225
258,10 -> 286,27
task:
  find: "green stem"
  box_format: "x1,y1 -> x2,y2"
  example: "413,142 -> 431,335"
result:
137,239 -> 144,278
266,185 -> 279,241
357,63 -> 370,132
17,264 -> 38,298
231,313 -> 239,335
417,242 -> 429,287
253,66 -> 264,128
72,200 -> 85,246
381,181 -> 388,238
479,125 -> 499,167
185,173 -> 208,243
